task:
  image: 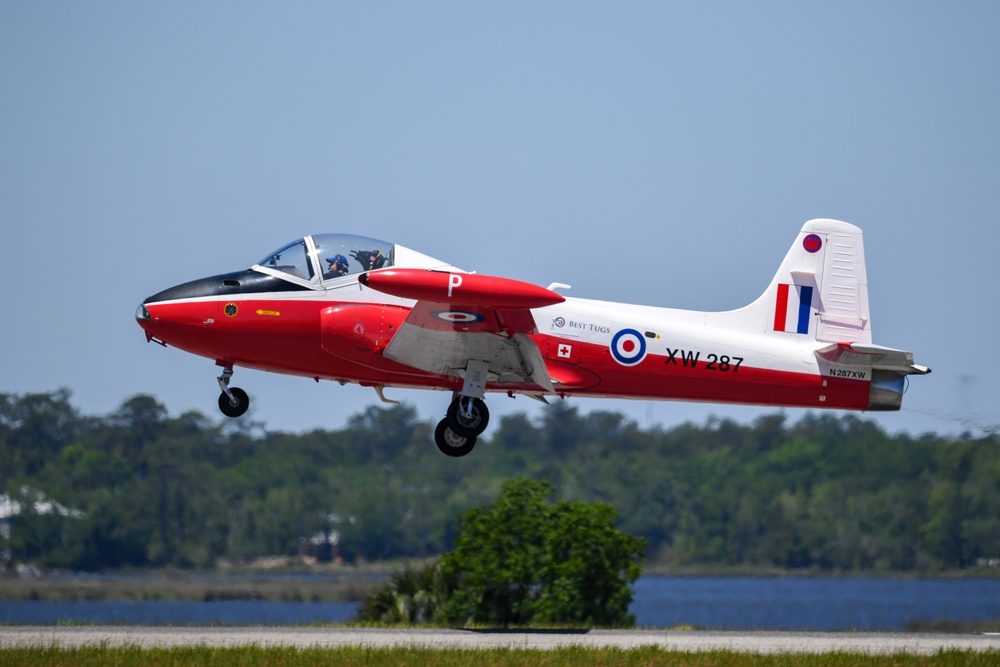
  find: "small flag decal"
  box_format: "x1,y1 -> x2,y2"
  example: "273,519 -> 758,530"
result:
774,284 -> 813,334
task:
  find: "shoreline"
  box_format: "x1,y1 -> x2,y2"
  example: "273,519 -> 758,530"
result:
641,564 -> 1000,579
3,558 -> 999,603
0,572 -> 384,603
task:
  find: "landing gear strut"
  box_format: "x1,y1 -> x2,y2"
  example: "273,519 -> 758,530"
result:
433,360 -> 491,457
217,367 -> 250,418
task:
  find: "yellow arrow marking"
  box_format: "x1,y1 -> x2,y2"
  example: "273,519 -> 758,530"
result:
256,309 -> 281,317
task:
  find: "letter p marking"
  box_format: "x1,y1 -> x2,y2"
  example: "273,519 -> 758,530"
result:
448,274 -> 463,298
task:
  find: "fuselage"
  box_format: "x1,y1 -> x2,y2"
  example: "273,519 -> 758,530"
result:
137,270 -> 868,411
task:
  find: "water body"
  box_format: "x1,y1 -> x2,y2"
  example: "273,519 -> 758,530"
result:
3,576 -> 999,629
631,576 -> 1000,630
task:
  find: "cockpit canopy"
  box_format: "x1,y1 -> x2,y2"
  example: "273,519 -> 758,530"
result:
252,234 -> 458,288
141,233 -> 461,306
255,234 -> 395,285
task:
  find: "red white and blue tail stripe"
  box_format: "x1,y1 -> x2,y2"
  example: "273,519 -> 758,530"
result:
773,284 -> 813,335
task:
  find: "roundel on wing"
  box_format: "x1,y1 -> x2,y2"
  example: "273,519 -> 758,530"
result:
431,310 -> 485,324
803,233 -> 823,253
610,328 -> 647,366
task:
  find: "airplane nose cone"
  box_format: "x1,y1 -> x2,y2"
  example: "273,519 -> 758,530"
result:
136,303 -> 151,321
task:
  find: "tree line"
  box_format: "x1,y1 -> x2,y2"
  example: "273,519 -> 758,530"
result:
1,389 -> 998,573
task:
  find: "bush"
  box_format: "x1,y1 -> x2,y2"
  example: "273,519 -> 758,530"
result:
440,477 -> 645,627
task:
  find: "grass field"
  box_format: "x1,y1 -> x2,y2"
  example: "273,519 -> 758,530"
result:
1,646 -> 999,666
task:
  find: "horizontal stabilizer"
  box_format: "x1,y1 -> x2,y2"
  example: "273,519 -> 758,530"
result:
817,342 -> 931,375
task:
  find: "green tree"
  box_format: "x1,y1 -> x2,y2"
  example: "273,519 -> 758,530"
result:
5,389 -> 1000,576
439,477 -> 645,627
537,499 -> 644,625
1,389 -> 81,480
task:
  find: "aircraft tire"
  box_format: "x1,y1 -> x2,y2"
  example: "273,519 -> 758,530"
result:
435,418 -> 476,457
218,387 -> 250,418
446,397 -> 490,437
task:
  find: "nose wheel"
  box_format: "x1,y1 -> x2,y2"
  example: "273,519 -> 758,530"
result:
217,367 -> 250,418
218,387 -> 250,417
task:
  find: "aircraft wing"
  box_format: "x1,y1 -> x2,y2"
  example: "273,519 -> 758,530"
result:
359,269 -> 564,393
816,342 -> 931,375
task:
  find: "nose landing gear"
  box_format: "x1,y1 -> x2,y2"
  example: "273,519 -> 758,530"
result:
217,367 -> 250,418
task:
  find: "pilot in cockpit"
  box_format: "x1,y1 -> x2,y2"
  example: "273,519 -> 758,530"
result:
350,248 -> 386,272
325,254 -> 350,279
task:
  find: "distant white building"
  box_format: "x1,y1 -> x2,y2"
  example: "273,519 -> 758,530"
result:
1,486 -> 86,564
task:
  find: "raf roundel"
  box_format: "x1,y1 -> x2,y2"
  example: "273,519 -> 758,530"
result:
803,233 -> 823,254
431,310 -> 485,324
610,328 -> 647,366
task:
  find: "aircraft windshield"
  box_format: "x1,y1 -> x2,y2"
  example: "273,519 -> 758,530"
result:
257,238 -> 315,281
254,234 -> 396,286
311,234 -> 394,281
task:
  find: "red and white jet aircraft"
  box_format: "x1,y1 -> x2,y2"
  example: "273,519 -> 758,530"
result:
136,219 -> 929,456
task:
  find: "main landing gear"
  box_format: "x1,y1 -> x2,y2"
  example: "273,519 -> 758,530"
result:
217,367 -> 250,418
434,360 -> 491,457
212,362 -> 491,456
435,396 -> 490,457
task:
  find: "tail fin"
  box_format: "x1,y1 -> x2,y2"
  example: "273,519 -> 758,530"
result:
721,219 -> 872,343
712,219 -> 930,412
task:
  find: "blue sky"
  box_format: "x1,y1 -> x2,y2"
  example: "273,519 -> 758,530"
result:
2,3 -> 997,436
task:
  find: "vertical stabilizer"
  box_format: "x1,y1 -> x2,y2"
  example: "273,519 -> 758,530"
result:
721,219 -> 872,343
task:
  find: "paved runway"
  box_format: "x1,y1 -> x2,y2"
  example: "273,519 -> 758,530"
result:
1,627 -> 998,654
